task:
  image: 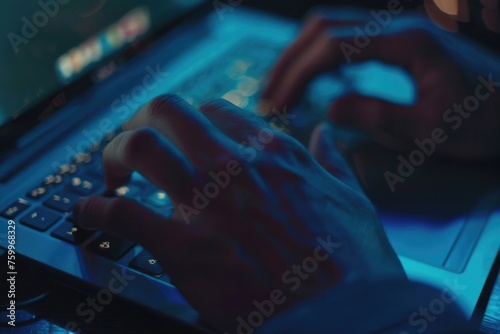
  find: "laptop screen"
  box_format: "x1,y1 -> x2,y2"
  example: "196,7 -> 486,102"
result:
0,0 -> 205,150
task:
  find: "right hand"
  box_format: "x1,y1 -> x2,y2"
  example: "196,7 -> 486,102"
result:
74,95 -> 403,331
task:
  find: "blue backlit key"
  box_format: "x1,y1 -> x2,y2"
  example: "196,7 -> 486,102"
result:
51,221 -> 95,244
88,234 -> 136,260
43,191 -> 79,213
67,176 -> 101,196
21,208 -> 61,231
129,250 -> 164,277
1,199 -> 30,219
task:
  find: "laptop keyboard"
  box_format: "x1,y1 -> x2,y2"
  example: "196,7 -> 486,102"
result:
172,39 -> 283,111
2,128 -> 171,279
1,38 -> 283,280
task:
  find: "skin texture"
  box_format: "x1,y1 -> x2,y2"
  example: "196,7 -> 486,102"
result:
70,6 -> 500,333
73,95 -> 403,331
261,11 -> 500,160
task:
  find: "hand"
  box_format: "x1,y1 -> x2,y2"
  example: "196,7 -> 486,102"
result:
262,10 -> 500,160
73,95 -> 403,331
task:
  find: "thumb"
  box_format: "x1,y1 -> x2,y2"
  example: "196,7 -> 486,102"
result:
329,93 -> 402,129
309,122 -> 361,191
328,93 -> 421,148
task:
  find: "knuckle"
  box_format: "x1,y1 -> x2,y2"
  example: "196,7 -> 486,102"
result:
292,144 -> 313,163
122,128 -> 159,165
289,142 -> 313,163
320,29 -> 335,42
103,198 -> 129,227
212,150 -> 237,169
200,99 -> 232,114
147,94 -> 183,120
270,133 -> 312,161
319,31 -> 337,53
306,13 -> 331,31
264,131 -> 291,152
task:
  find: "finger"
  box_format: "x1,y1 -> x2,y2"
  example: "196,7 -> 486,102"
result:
328,93 -> 428,139
272,28 -> 427,111
327,93 -> 446,153
268,32 -> 338,110
308,122 -> 362,191
264,16 -> 435,110
481,0 -> 499,9
482,6 -> 500,33
329,94 -> 392,130
73,196 -> 194,261
123,94 -> 234,160
261,15 -> 333,103
200,99 -> 269,142
261,15 -> 364,112
102,127 -> 197,199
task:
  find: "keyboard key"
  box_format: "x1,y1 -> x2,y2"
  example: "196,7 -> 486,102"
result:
67,176 -> 101,196
27,186 -> 49,200
142,190 -> 172,208
21,208 -> 61,231
89,142 -> 102,153
43,174 -> 66,188
87,234 -> 136,260
43,191 -> 79,213
114,184 -> 143,199
129,250 -> 163,277
56,163 -> 79,176
1,199 -> 30,219
51,221 -> 95,244
222,90 -> 248,109
73,153 -> 92,165
142,189 -> 174,217
237,76 -> 260,97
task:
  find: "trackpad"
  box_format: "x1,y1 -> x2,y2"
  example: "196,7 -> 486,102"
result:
381,213 -> 466,270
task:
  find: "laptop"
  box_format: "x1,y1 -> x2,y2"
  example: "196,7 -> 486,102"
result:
0,0 -> 499,331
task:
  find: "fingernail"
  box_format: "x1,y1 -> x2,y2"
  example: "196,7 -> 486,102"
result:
72,197 -> 87,224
